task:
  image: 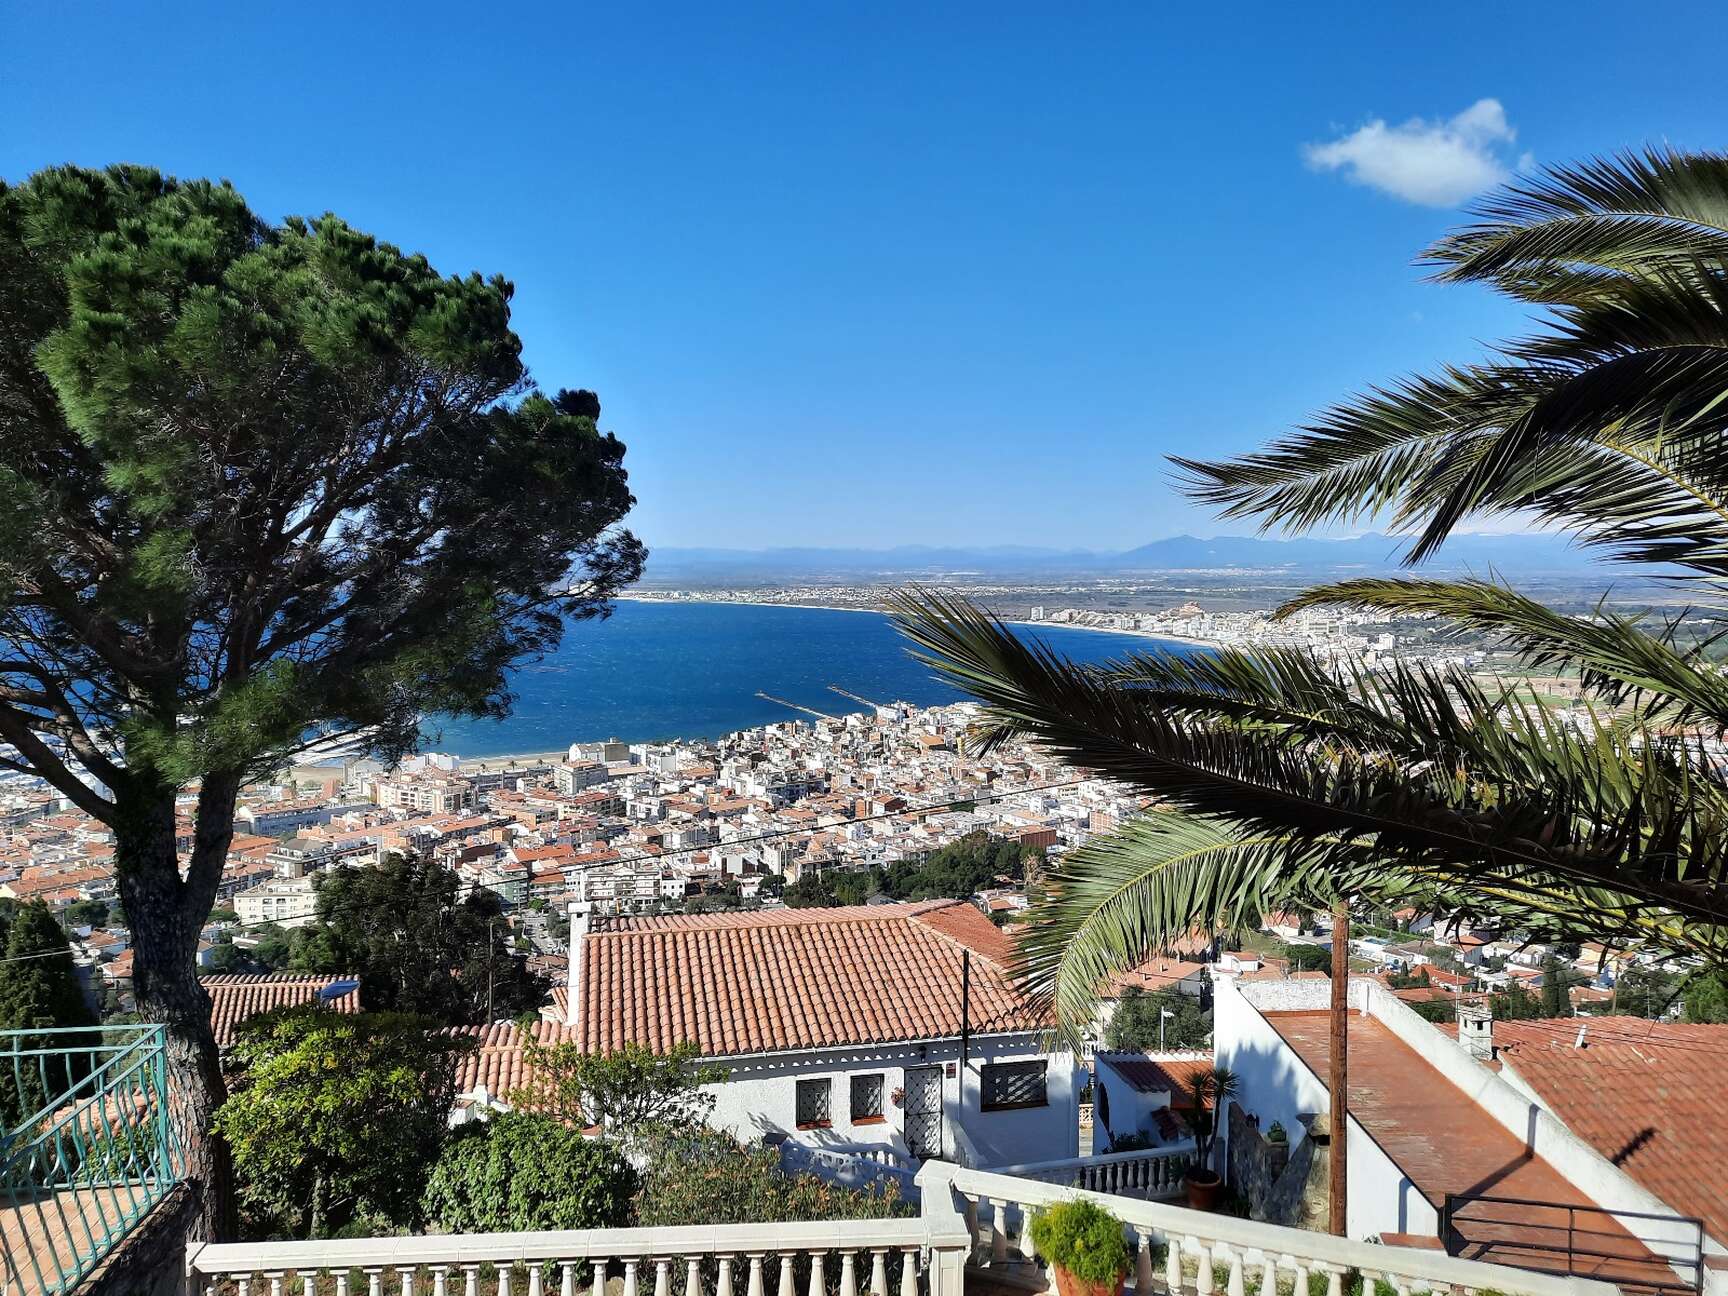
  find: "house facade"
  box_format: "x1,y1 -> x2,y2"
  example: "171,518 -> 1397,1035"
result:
1213,974 -> 1727,1294
566,899 -> 1083,1167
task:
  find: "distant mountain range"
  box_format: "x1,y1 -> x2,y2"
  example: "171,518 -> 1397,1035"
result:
643,532 -> 1615,580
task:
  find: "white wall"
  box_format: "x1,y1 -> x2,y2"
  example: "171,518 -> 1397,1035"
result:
1214,976 -> 1439,1241
702,1033 -> 1081,1168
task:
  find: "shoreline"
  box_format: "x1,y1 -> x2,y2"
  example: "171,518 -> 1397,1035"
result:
616,592 -> 1221,649
379,598 -> 1218,769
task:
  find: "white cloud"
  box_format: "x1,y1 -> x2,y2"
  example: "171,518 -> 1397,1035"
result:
1303,98 -> 1520,207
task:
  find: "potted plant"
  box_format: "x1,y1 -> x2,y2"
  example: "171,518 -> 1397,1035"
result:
1266,1120 -> 1287,1146
1180,1065 -> 1239,1211
1028,1198 -> 1132,1296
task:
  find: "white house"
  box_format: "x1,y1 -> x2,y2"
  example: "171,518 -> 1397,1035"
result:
566,899 -> 1083,1168
1213,974 -> 1726,1294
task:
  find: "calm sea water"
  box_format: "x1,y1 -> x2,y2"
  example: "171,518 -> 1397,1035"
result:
428,600 -> 1197,757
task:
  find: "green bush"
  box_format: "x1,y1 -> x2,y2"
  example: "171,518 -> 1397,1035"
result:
1028,1199 -> 1131,1285
632,1128 -> 911,1226
422,1113 -> 638,1233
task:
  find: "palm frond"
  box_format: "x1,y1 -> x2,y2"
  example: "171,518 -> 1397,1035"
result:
1278,577 -> 1728,727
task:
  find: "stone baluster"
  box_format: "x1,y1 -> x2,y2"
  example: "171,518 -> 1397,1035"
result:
1133,1229 -> 1156,1296
717,1255 -> 735,1296
685,1257 -> 703,1296
899,1251 -> 920,1296
1163,1232 -> 1183,1294
530,1264 -> 547,1296
364,1269 -> 384,1296
1325,1266 -> 1345,1296
563,1263 -> 580,1296
499,1267 -> 513,1296
623,1260 -> 641,1296
1257,1251 -> 1277,1296
840,1252 -> 859,1296
657,1259 -> 674,1296
745,1255 -> 765,1296
236,1278 -> 252,1296
1224,1245 -> 1246,1296
432,1266 -> 449,1296
460,1266 -> 478,1296
264,1272 -> 284,1296
989,1200 -> 1009,1265
1291,1256 -> 1310,1296
808,1252 -> 827,1296
1194,1239 -> 1214,1296
593,1259 -> 610,1296
870,1249 -> 890,1296
777,1254 -> 797,1296
962,1193 -> 980,1246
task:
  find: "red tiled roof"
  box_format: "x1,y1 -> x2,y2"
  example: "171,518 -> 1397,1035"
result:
579,899 -> 1048,1057
1099,1054 -> 1215,1109
1265,1011 -> 1661,1283
201,973 -> 361,1045
1491,1017 -> 1728,1248
446,1019 -> 577,1098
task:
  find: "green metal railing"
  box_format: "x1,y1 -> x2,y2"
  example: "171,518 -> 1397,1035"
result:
0,1024 -> 183,1295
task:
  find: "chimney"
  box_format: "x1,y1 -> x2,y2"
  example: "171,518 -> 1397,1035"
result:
567,901 -> 591,1033
1456,996 -> 1494,1061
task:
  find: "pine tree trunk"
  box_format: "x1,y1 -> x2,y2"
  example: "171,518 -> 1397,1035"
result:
115,786 -> 237,1243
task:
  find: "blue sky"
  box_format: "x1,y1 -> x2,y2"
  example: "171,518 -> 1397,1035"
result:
7,2 -> 1728,550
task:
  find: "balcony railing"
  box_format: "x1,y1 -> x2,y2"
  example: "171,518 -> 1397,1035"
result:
188,1159 -> 1626,1296
989,1143 -> 1195,1200
0,1024 -> 183,1296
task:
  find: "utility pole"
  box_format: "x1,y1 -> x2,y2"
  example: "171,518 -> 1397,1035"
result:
486,917 -> 496,1021
1329,899 -> 1350,1237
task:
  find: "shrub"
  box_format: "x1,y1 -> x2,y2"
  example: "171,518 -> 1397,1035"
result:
422,1113 -> 638,1233
1028,1199 -> 1131,1285
632,1128 -> 911,1226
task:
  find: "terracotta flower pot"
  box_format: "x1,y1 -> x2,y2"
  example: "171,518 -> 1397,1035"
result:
1052,1266 -> 1127,1296
1183,1170 -> 1223,1211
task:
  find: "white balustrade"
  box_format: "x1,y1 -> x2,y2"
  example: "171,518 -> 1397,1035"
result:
988,1144 -> 1197,1199
928,1163 -> 1620,1296
189,1160 -> 1625,1296
188,1217 -> 962,1296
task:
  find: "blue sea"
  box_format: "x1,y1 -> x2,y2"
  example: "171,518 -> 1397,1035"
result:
429,599 -> 1197,757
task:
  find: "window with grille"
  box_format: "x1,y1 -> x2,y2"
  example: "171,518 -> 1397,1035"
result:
796,1077 -> 832,1127
980,1060 -> 1048,1111
850,1072 -> 885,1122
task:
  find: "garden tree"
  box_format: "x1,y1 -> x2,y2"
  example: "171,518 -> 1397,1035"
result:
421,1111 -> 638,1234
0,901 -> 96,1122
511,1038 -> 728,1134
1611,961 -> 1685,1018
1102,985 -> 1211,1050
1491,983 -> 1545,1021
213,1008 -> 470,1238
1539,953 -> 1581,1017
879,830 -> 1036,900
1282,943 -> 1332,972
291,854 -> 547,1023
781,868 -> 875,909
892,150 -> 1728,1033
0,165 -> 641,1234
1683,968 -> 1728,1022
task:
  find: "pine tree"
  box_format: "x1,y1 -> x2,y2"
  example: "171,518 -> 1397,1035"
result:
0,903 -> 96,1123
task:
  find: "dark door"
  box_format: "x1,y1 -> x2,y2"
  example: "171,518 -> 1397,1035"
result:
902,1064 -> 944,1159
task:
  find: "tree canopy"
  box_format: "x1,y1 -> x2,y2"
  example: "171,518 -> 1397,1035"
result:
0,163 -> 642,1233
213,1008 -> 470,1238
0,901 -> 95,1122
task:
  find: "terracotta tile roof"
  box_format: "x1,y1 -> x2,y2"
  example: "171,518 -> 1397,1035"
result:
446,1019 -> 577,1099
1491,1017 -> 1728,1248
1265,1010 -> 1662,1283
1098,1053 -> 1215,1109
579,899 -> 1049,1057
201,973 -> 361,1045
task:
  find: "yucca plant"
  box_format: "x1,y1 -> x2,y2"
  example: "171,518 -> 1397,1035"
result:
892,149 -> 1728,1035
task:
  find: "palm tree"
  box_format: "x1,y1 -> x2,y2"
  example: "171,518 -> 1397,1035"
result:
891,149 -> 1728,1035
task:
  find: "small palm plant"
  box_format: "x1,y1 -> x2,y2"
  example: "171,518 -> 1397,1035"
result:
1182,1066 -> 1239,1207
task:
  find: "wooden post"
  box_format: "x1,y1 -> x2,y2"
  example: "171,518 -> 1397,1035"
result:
1329,900 -> 1349,1237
